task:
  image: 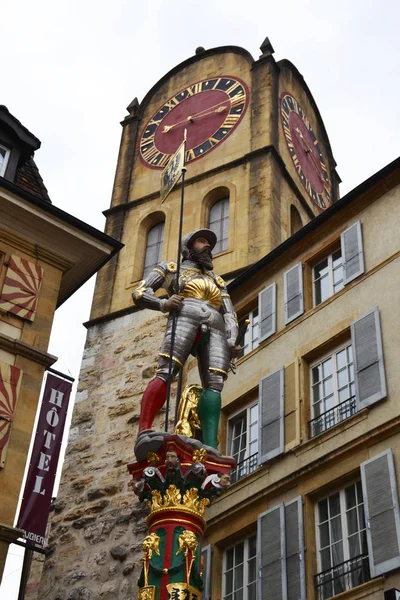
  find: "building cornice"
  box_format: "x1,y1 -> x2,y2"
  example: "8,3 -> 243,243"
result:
0,332 -> 57,367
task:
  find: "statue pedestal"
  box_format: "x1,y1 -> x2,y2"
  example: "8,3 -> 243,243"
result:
128,434 -> 235,600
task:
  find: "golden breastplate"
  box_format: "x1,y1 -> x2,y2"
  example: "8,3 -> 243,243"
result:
179,271 -> 222,309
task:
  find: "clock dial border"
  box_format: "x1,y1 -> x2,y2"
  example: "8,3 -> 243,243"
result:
280,91 -> 332,209
138,76 -> 250,170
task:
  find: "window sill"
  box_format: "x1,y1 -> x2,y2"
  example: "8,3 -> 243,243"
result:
296,407 -> 369,458
319,576 -> 383,600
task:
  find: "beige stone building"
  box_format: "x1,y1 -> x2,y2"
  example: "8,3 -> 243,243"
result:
0,106 -> 122,584
35,41 -> 400,600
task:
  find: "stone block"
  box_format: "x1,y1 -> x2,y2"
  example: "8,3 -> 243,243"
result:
71,516 -> 97,530
68,427 -> 79,443
67,588 -> 91,600
110,545 -> 129,561
122,563 -> 134,575
75,390 -> 88,404
72,410 -> 93,426
66,439 -> 91,454
71,476 -> 94,491
108,401 -> 135,418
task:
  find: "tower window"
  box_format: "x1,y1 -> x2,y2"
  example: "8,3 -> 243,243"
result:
209,197 -> 229,254
143,222 -> 164,278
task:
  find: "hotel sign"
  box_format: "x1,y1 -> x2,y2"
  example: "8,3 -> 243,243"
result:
17,373 -> 72,548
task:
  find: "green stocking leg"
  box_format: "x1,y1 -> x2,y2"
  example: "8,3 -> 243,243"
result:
197,388 -> 221,450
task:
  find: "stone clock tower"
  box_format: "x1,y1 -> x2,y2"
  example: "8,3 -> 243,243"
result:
36,40 -> 339,600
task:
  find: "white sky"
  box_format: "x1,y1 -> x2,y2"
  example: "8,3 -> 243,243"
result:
1,0 -> 399,595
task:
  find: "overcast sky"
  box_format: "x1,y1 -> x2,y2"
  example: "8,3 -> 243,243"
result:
1,0 -> 399,595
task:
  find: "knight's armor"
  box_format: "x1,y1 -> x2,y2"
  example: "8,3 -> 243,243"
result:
132,229 -> 238,450
132,259 -> 238,388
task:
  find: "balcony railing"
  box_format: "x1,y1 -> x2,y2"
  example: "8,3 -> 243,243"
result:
309,395 -> 357,438
230,453 -> 258,484
315,554 -> 370,600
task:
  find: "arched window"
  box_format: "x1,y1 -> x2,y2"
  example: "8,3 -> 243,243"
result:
209,197 -> 229,254
143,222 -> 164,277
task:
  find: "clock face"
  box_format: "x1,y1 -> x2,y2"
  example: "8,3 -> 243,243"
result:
280,92 -> 332,209
139,76 -> 249,169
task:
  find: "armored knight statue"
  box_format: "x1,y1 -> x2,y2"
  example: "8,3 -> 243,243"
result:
132,229 -> 240,450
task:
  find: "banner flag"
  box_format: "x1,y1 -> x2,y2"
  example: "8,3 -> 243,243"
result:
17,373 -> 72,548
160,136 -> 186,204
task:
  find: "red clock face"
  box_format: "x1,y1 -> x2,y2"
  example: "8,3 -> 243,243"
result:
281,93 -> 332,209
139,76 -> 249,169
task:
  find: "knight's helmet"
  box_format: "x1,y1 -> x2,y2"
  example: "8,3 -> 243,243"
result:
181,229 -> 217,260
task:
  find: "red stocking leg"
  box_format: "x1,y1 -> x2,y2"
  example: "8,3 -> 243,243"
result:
139,377 -> 168,431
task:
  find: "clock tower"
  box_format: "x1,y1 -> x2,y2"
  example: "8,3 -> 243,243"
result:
92,39 -> 339,322
36,39 -> 340,600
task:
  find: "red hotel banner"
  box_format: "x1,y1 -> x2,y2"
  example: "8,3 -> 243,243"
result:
17,373 -> 72,548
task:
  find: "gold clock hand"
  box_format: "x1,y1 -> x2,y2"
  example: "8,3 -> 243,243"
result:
294,127 -> 324,179
161,98 -> 234,133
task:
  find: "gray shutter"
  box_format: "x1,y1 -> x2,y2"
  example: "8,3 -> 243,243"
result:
361,449 -> 400,577
341,220 -> 364,284
258,367 -> 284,464
258,498 -> 306,600
284,263 -> 304,325
285,497 -> 306,600
259,282 -> 277,342
201,544 -> 212,600
258,504 -> 286,600
351,307 -> 386,409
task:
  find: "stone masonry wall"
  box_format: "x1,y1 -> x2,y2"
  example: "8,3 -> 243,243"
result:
36,308 -> 176,600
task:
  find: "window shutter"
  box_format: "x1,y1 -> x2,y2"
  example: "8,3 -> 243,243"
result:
258,367 -> 284,464
341,220 -> 364,284
351,307 -> 386,409
0,361 -> 23,468
361,449 -> 400,577
0,255 -> 44,322
258,498 -> 306,600
285,497 -> 306,600
284,263 -> 304,325
259,282 -> 277,342
258,504 -> 286,600
201,544 -> 212,600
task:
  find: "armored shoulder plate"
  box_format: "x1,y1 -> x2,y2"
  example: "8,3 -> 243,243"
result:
214,274 -> 226,289
165,261 -> 177,273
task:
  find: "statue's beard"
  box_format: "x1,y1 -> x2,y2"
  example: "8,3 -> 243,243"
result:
188,247 -> 213,270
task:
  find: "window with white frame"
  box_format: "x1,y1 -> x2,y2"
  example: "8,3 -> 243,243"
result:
209,197 -> 229,254
223,534 -> 257,600
0,144 -> 10,177
143,222 -> 165,278
309,343 -> 355,437
228,403 -> 258,483
239,309 -> 259,358
313,249 -> 344,306
315,481 -> 370,600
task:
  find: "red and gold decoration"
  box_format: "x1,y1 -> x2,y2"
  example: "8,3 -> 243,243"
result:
139,76 -> 249,169
0,360 -> 23,467
0,255 -> 43,321
280,92 -> 332,210
129,435 -> 234,600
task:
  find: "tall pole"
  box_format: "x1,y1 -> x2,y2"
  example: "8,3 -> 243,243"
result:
164,154 -> 187,432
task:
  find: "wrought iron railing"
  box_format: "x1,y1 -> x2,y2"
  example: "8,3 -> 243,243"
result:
230,453 -> 258,483
308,395 -> 356,438
314,554 -> 370,599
